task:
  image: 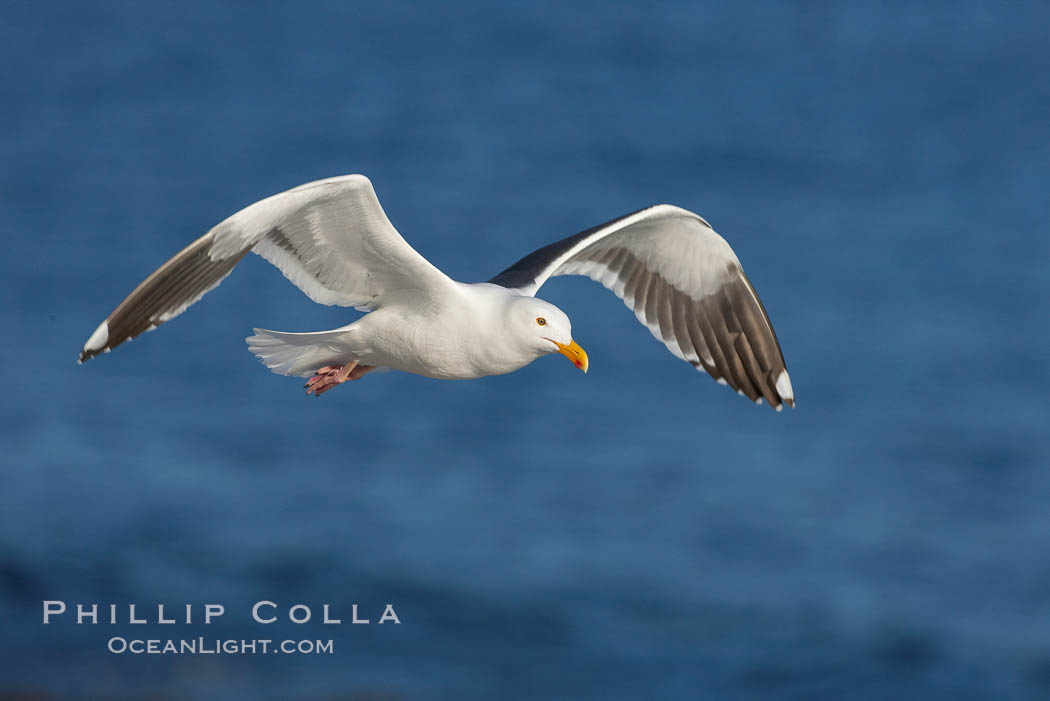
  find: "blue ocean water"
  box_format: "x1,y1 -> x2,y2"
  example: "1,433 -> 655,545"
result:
1,1 -> 1048,698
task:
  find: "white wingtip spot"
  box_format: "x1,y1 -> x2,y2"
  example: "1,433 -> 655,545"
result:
716,378 -> 728,386
84,321 -> 109,353
775,371 -> 794,401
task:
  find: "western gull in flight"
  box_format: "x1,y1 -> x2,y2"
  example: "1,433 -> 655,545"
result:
78,175 -> 794,409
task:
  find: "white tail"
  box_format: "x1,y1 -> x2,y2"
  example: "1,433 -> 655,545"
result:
246,328 -> 350,377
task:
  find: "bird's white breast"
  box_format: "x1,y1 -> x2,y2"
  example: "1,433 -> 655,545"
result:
354,283 -> 538,379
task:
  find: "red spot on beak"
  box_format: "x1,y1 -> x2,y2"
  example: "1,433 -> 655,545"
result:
555,339 -> 589,373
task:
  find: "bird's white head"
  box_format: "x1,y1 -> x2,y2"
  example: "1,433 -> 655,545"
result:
506,297 -> 589,372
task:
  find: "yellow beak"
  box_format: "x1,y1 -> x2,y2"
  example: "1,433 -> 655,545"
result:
555,339 -> 589,373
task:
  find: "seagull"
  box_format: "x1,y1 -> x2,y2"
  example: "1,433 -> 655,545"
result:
78,174 -> 794,409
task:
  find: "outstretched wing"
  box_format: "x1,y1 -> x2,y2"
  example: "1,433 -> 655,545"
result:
78,174 -> 455,363
489,205 -> 794,410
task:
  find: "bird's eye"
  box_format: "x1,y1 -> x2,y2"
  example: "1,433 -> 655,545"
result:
536,317 -> 547,326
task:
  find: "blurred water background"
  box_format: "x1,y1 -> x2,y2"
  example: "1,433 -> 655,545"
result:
1,1 -> 1048,699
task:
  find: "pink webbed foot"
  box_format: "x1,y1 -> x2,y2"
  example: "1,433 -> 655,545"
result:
304,361 -> 376,396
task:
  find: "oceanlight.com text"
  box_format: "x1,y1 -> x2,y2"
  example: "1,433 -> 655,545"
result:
107,637 -> 334,655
